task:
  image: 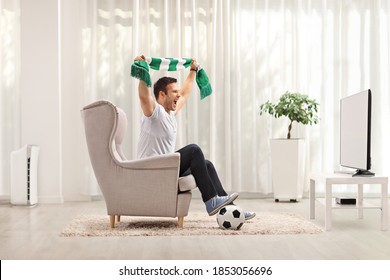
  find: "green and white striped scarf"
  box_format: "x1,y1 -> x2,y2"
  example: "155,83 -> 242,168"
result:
131,57 -> 212,100
147,57 -> 193,71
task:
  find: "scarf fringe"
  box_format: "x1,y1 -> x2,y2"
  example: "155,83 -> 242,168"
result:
199,83 -> 213,100
131,63 -> 152,87
196,68 -> 212,99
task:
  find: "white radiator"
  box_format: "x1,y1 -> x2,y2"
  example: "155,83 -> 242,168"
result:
10,145 -> 39,206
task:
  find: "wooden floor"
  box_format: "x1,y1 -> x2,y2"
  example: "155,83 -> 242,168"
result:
1,197 -> 390,260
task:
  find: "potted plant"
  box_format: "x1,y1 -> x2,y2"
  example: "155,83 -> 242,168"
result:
259,91 -> 319,202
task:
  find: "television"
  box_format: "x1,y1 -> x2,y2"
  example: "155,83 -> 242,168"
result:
339,89 -> 374,177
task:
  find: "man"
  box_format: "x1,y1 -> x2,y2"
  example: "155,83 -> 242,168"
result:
134,55 -> 255,219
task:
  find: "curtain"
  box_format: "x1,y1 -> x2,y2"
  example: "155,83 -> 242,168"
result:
0,0 -> 20,198
77,0 -> 390,196
3,1 -> 389,200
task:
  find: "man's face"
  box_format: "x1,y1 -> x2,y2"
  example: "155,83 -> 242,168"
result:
160,82 -> 180,112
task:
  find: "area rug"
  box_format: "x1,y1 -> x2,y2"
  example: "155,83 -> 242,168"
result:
60,212 -> 323,237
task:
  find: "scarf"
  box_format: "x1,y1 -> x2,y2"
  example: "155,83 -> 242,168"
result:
131,57 -> 212,100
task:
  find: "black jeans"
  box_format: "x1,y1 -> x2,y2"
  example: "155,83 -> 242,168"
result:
177,144 -> 228,202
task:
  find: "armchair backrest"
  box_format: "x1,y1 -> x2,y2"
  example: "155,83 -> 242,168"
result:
112,105 -> 128,161
81,100 -> 126,195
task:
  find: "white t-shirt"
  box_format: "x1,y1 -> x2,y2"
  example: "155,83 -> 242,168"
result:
137,103 -> 177,159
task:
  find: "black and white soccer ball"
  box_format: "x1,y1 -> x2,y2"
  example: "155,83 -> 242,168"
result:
216,205 -> 245,230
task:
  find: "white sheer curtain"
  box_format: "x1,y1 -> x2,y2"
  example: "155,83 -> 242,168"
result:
77,0 -> 390,195
2,1 -> 389,200
0,0 -> 20,198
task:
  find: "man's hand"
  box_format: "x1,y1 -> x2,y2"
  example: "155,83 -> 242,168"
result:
190,59 -> 198,71
134,54 -> 146,61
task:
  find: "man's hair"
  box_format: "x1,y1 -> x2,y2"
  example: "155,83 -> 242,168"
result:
153,77 -> 177,100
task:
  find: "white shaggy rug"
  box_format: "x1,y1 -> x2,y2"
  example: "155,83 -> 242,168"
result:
60,212 -> 323,237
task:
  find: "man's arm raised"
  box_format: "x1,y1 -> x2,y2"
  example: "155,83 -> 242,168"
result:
175,59 -> 197,113
134,55 -> 155,117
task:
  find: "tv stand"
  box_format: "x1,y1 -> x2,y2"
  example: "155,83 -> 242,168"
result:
310,172 -> 388,231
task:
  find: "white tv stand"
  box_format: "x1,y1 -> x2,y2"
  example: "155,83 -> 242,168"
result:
309,172 -> 388,231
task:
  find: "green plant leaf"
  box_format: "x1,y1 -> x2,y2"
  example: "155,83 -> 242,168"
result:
259,91 -> 320,139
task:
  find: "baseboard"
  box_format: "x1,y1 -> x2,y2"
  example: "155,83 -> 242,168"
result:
0,195 -> 11,205
0,194 -> 10,200
1,194 -> 64,205
63,193 -> 103,202
37,195 -> 64,204
313,192 -> 388,198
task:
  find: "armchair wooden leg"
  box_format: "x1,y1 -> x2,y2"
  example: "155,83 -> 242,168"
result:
110,215 -> 115,228
116,215 -> 121,222
178,216 -> 184,228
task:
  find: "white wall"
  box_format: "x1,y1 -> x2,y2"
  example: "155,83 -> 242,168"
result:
20,0 -> 63,203
19,0 -> 93,203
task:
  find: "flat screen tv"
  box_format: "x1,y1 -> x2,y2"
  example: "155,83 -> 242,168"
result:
339,89 -> 374,176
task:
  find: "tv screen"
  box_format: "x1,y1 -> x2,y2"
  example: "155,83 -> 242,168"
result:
339,89 -> 374,176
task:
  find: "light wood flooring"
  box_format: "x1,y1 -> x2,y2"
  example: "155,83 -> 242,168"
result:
1,197 -> 390,260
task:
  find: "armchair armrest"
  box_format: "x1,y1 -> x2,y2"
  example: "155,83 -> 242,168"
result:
117,152 -> 180,170
107,152 -> 181,217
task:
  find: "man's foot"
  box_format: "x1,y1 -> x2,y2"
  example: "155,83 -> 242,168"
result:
244,211 -> 256,221
205,193 -> 239,216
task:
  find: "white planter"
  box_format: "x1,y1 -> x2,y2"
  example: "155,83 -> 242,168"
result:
270,139 -> 305,202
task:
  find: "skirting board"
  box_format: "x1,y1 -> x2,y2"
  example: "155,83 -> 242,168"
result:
36,195 -> 64,204
0,195 -> 11,205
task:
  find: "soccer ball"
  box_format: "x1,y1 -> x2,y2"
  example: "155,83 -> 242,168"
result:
216,205 -> 245,230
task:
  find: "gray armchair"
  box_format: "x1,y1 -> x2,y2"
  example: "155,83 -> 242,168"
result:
81,100 -> 197,228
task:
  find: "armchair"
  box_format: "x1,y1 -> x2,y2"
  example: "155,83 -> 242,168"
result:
81,100 -> 197,228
